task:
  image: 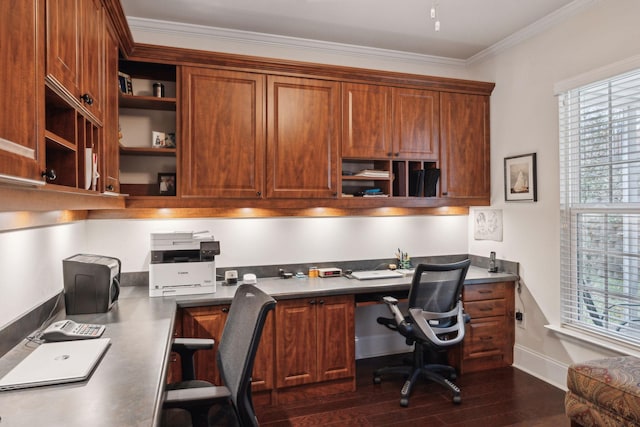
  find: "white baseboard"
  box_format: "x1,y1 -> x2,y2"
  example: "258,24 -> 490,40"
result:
513,344 -> 569,391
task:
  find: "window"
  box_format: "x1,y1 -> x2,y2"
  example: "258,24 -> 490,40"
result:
559,68 -> 640,345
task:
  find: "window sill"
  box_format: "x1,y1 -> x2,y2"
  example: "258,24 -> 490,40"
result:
545,324 -> 640,358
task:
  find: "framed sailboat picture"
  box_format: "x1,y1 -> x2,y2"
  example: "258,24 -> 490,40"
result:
504,153 -> 537,202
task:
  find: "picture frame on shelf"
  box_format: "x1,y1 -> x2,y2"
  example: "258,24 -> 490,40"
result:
152,131 -> 166,148
158,173 -> 176,196
504,153 -> 537,202
165,132 -> 176,148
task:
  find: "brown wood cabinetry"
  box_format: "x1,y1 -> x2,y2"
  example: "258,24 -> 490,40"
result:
267,76 -> 340,199
440,92 -> 490,200
341,83 -> 438,160
181,304 -> 275,392
45,0 -> 104,121
180,67 -> 265,198
0,0 -> 43,183
453,281 -> 515,373
102,21 -> 119,193
275,295 -> 355,393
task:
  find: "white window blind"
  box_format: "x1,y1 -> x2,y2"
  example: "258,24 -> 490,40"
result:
559,68 -> 640,345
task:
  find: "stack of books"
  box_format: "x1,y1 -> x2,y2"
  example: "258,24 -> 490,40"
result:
354,169 -> 390,178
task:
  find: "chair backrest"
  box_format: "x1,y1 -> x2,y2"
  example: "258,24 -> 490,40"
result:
407,259 -> 470,346
217,285 -> 276,427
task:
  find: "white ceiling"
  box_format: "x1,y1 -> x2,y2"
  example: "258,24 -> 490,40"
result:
120,0 -> 584,61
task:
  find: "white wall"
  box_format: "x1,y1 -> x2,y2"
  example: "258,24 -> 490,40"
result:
85,215 -> 469,272
0,222 -> 87,329
467,0 -> 640,383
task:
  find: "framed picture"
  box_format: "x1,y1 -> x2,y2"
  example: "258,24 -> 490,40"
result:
504,153 -> 537,202
158,173 -> 176,196
152,131 -> 166,148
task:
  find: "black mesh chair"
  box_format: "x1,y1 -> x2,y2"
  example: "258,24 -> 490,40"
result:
163,285 -> 276,427
373,259 -> 470,407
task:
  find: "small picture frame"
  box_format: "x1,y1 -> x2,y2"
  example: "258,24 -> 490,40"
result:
158,173 -> 176,196
504,153 -> 537,202
152,131 -> 166,148
165,132 -> 176,148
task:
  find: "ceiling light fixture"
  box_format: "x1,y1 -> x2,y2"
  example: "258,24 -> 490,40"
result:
430,1 -> 441,32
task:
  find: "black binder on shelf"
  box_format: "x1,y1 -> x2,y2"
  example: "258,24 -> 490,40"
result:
424,168 -> 440,197
409,169 -> 425,197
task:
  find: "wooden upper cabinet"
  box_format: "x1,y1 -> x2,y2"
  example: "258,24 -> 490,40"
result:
0,0 -> 43,182
342,83 -> 439,160
342,83 -> 392,158
267,76 -> 340,198
46,0 -> 104,121
101,22 -> 119,193
440,92 -> 490,200
180,67 -> 265,198
392,87 -> 439,160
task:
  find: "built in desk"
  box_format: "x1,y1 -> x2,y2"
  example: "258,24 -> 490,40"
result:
0,266 -> 516,426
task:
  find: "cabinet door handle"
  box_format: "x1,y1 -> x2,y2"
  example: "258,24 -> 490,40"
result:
442,192 -> 448,196
256,191 -> 262,197
222,307 -> 229,313
80,93 -> 94,105
309,300 -> 316,305
41,169 -> 57,181
106,184 -> 114,191
394,152 -> 400,157
318,300 -> 325,305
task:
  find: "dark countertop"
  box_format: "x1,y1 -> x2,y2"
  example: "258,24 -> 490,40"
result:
0,266 -> 517,426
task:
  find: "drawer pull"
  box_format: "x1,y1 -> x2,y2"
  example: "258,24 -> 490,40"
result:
480,336 -> 493,341
479,307 -> 493,311
478,290 -> 493,294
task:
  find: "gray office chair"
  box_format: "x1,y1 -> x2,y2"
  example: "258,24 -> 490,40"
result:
373,259 -> 470,407
162,285 -> 276,427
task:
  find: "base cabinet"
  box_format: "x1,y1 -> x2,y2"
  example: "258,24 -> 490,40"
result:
452,281 -> 515,373
181,305 -> 275,392
275,295 -> 355,388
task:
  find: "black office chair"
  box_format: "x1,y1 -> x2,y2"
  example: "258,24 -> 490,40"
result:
373,259 -> 470,407
162,285 -> 276,427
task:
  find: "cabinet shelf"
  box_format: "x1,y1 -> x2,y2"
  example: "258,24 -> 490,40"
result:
45,130 -> 76,152
119,146 -> 176,156
119,93 -> 176,111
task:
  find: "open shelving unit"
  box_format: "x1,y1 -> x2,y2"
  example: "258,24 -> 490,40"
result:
118,60 -> 177,197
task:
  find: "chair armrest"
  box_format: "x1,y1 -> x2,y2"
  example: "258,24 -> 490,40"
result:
164,385 -> 231,409
171,338 -> 215,382
172,338 -> 215,352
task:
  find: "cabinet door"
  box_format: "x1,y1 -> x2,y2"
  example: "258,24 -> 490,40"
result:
181,67 -> 265,198
0,0 -> 42,181
251,311 -> 275,391
392,88 -> 439,160
342,83 -> 392,158
46,0 -> 81,98
182,306 -> 229,385
79,0 -> 104,120
267,76 -> 339,198
275,298 -> 317,388
440,93 -> 490,199
316,295 -> 355,382
101,22 -> 119,193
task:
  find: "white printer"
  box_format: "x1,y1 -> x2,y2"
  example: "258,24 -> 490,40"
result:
149,231 -> 220,297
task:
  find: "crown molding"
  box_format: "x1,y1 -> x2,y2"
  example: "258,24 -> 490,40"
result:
467,0 -> 600,65
126,17 -> 467,68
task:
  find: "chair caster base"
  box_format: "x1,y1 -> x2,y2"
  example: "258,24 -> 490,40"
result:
453,395 -> 462,404
373,376 -> 382,385
400,397 -> 409,407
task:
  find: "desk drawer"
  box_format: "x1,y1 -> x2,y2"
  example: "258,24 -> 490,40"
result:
464,282 -> 507,301
465,299 -> 506,318
464,318 -> 506,358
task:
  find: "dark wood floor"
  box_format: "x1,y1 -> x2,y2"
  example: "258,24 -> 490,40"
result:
256,354 -> 569,427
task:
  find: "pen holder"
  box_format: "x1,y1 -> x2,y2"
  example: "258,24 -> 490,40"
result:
398,259 -> 412,270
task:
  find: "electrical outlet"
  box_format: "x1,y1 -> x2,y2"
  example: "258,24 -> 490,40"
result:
516,311 -> 526,329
